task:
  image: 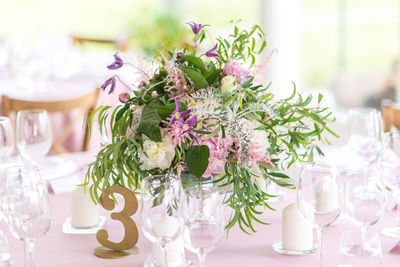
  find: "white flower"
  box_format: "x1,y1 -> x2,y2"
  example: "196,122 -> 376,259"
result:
139,136 -> 175,170
238,119 -> 270,153
221,75 -> 236,93
253,123 -> 270,153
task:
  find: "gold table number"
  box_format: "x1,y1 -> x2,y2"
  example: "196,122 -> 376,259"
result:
94,185 -> 139,259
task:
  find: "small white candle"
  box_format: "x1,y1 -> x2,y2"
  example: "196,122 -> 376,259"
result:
282,202 -> 313,251
315,178 -> 338,212
152,216 -> 184,267
71,186 -> 99,228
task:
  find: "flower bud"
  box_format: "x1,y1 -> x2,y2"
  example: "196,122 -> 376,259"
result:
119,92 -> 130,103
221,75 -> 236,93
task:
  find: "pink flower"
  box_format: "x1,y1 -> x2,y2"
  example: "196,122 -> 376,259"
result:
198,135 -> 232,178
222,60 -> 252,84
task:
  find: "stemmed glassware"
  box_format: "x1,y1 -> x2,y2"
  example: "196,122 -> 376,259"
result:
141,175 -> 185,267
2,163 -> 52,267
0,116 -> 14,161
345,167 -> 385,248
16,109 -> 52,161
181,179 -> 226,267
347,108 -> 385,165
297,163 -> 342,267
380,130 -> 400,238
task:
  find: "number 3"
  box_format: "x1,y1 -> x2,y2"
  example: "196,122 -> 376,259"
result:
96,185 -> 139,250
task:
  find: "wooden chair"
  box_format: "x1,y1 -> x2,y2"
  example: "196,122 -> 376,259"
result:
71,34 -> 131,51
2,88 -> 100,154
382,99 -> 400,132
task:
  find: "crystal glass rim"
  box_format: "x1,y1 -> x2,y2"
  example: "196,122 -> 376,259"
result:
348,107 -> 380,114
2,162 -> 40,177
345,165 -> 382,176
17,109 -> 48,116
143,174 -> 179,181
300,161 -> 337,173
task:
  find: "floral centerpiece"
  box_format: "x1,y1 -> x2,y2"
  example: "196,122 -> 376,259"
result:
85,23 -> 336,234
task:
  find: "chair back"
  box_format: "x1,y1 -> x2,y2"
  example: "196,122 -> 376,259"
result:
2,88 -> 100,154
382,100 -> 400,132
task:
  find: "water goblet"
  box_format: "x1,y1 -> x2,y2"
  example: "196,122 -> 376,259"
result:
16,109 -> 52,160
2,163 -> 52,267
297,163 -> 342,267
347,108 -> 385,165
140,175 -> 184,267
181,178 -> 226,267
339,230 -> 382,267
345,167 -> 385,246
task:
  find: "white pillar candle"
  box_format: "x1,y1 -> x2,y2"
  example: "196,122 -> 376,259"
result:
71,186 -> 99,228
152,216 -> 184,267
315,178 -> 339,212
282,202 -> 313,251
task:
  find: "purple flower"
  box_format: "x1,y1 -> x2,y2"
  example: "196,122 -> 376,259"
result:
205,44 -> 221,61
169,97 -> 191,125
107,53 -> 123,70
100,77 -> 116,94
180,115 -> 197,136
188,22 -> 206,34
169,97 -> 197,136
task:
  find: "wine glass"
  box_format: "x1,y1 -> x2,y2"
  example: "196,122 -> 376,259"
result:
140,175 -> 184,267
2,163 -> 52,267
339,230 -> 382,267
16,109 -> 52,160
0,116 -> 14,161
297,163 -> 342,267
181,179 -> 226,267
345,167 -> 385,247
347,108 -> 384,165
381,130 -> 400,238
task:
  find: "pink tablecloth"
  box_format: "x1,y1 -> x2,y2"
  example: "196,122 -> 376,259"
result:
4,153 -> 400,267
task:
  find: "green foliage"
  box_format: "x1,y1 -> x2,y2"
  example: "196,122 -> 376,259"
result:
136,105 -> 162,142
217,24 -> 266,64
186,145 -> 210,178
180,66 -> 208,90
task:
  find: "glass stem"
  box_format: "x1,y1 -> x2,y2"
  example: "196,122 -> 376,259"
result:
161,243 -> 168,267
198,249 -> 206,267
361,225 -> 369,251
316,228 -> 323,267
396,195 -> 400,228
24,238 -> 35,267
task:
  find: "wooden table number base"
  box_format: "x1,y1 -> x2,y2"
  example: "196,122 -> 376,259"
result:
94,185 -> 140,259
94,246 -> 139,259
